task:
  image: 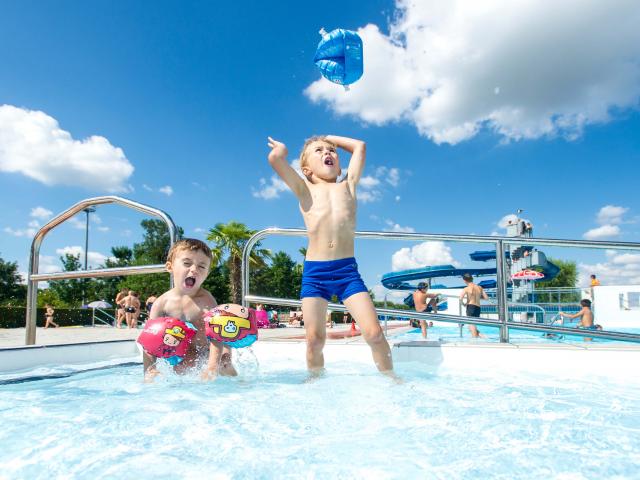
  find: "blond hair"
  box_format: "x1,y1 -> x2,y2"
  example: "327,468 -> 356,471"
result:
166,238 -> 212,263
299,135 -> 336,170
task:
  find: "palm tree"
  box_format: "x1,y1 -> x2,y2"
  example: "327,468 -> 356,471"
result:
207,222 -> 270,304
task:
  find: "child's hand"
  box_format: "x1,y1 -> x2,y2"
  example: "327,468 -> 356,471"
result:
267,136 -> 288,163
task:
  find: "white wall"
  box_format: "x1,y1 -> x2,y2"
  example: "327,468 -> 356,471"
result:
592,285 -> 640,329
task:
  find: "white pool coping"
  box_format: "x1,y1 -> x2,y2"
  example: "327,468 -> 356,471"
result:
3,336 -> 640,383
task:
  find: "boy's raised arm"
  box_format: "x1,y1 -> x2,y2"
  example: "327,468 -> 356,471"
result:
325,135 -> 366,185
267,137 -> 306,199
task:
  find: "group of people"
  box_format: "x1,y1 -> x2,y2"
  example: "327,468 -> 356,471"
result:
140,134 -> 395,381
412,273 -> 602,341
114,289 -> 156,329
412,273 -> 488,339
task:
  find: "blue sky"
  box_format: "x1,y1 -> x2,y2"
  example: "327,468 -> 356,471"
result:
1,1 -> 640,300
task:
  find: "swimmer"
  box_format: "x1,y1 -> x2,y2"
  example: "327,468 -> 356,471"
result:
413,282 -> 439,339
144,238 -> 236,381
560,299 -> 595,341
267,135 -> 393,375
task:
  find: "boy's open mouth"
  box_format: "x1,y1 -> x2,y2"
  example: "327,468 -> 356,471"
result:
324,158 -> 334,166
184,276 -> 196,288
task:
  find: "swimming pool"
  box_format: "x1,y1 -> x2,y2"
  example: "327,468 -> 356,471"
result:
394,324 -> 640,345
2,343 -> 639,479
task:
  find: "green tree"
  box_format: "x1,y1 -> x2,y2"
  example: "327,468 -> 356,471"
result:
202,264 -> 232,304
534,258 -> 579,303
207,222 -> 270,304
37,288 -> 64,308
49,254 -> 87,306
120,219 -> 184,300
93,246 -> 133,304
254,251 -> 302,300
0,254 -> 26,305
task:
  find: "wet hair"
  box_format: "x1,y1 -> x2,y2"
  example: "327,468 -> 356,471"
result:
590,274 -> 597,279
580,299 -> 592,308
417,282 -> 427,290
166,238 -> 212,263
299,135 -> 336,170
462,273 -> 473,282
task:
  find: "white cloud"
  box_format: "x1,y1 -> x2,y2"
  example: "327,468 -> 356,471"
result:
158,185 -> 173,196
579,250 -> 640,286
384,220 -> 415,233
55,246 -> 112,268
391,241 -> 459,271
596,205 -> 628,225
583,205 -> 630,239
30,206 -> 52,220
358,189 -> 382,204
254,158 -> 402,203
304,1 -> 640,145
583,224 -> 621,240
142,184 -> 153,192
497,214 -> 518,229
395,195 -> 401,202
386,168 -> 400,187
28,220 -> 40,228
495,213 -> 531,234
253,159 -> 303,200
359,176 -> 380,188
4,226 -> 37,237
0,105 -> 134,191
38,255 -> 62,274
371,283 -> 408,303
194,227 -> 206,233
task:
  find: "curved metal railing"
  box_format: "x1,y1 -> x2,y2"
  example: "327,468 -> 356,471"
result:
241,227 -> 640,344
25,196 -> 178,345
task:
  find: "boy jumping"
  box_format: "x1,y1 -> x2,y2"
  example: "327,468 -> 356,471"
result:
267,135 -> 393,375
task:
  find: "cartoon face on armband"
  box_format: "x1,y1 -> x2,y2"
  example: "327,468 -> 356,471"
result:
163,325 -> 186,347
223,320 -> 238,335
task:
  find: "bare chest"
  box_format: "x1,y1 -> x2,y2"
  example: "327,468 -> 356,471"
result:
162,296 -> 209,330
302,182 -> 355,225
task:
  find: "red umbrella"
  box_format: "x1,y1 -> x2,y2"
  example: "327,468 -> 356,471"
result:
511,269 -> 545,280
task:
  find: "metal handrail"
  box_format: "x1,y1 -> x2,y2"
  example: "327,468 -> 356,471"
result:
25,196 -> 178,345
92,308 -> 115,327
241,227 -> 640,344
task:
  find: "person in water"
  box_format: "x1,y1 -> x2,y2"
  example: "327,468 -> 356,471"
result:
412,282 -> 439,339
560,299 -> 596,341
267,135 -> 393,375
460,273 -> 488,338
144,238 -> 236,381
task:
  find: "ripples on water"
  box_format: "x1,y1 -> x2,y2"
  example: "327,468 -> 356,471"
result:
2,350 -> 639,479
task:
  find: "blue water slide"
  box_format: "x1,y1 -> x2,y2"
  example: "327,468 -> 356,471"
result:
381,264 -> 497,291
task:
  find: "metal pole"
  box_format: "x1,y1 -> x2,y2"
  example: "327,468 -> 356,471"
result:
495,239 -> 510,342
25,196 -> 178,345
383,294 -> 388,336
82,206 -> 96,307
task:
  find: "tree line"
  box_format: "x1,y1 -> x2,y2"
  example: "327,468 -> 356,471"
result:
0,219 -> 304,308
0,223 -> 579,309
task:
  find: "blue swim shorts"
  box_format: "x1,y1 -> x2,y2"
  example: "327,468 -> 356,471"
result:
300,257 -> 368,302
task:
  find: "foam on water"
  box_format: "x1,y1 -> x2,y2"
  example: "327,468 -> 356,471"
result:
2,347 -> 639,479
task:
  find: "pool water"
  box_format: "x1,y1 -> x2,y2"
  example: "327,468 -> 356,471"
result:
2,346 -> 639,479
394,324 -> 640,344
